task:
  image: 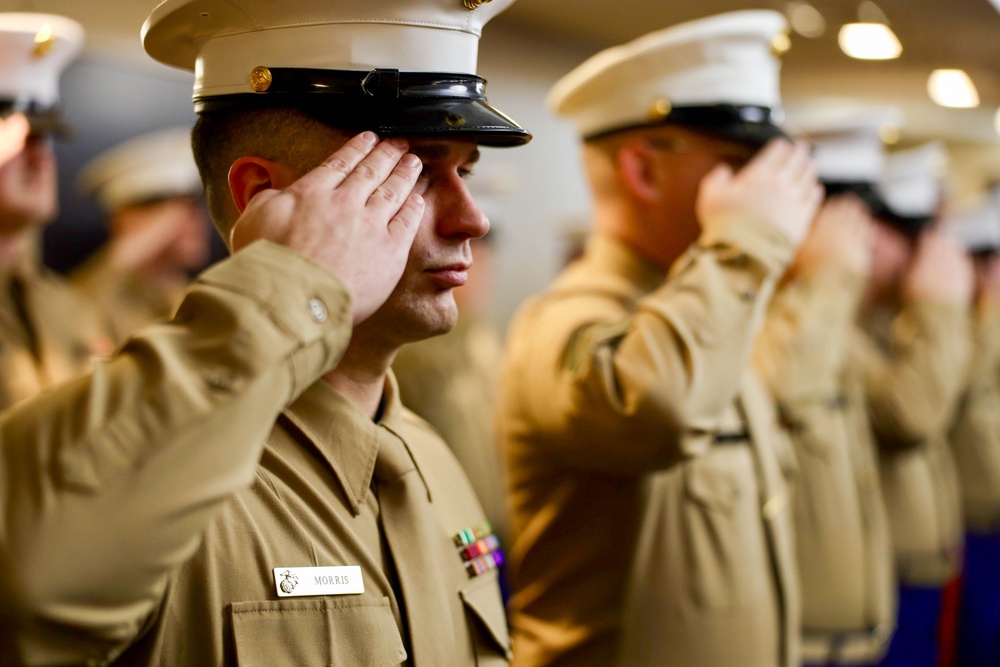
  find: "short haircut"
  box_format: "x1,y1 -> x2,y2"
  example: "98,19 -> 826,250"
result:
190,107 -> 348,239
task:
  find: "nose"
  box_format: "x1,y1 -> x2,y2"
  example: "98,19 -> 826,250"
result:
434,174 -> 490,241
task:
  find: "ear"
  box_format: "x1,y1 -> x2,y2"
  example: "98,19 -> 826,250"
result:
227,156 -> 299,214
616,140 -> 662,206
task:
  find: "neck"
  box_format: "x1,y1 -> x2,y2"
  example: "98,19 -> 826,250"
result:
593,199 -> 689,272
322,336 -> 396,420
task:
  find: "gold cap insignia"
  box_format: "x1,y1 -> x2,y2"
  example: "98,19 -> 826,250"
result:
770,32 -> 792,57
648,99 -> 672,121
32,23 -> 55,59
463,0 -> 493,9
250,66 -> 272,92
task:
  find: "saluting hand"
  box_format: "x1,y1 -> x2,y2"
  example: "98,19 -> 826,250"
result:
696,138 -> 823,250
231,132 -> 423,325
0,112 -> 29,168
791,195 -> 875,279
903,230 -> 974,306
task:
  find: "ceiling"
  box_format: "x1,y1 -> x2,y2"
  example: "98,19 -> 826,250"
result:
10,0 -> 1000,178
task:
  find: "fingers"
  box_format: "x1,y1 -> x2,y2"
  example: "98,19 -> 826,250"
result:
298,131 -> 380,191
388,193 -> 425,244
367,151 -> 422,216
341,137 -> 410,195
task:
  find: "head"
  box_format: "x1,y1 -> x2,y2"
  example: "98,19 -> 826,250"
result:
0,132 -> 57,233
0,12 -> 83,235
583,124 -> 758,271
194,107 -> 489,347
550,10 -> 788,271
868,218 -> 917,304
110,196 -> 211,276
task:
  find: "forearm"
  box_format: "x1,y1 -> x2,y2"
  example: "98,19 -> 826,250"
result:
866,301 -> 971,448
754,265 -> 865,411
517,216 -> 792,472
1,240 -> 353,664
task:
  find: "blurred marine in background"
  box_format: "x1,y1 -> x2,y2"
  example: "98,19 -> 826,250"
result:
498,11 -> 821,667
73,127 -> 211,341
0,13 -> 113,408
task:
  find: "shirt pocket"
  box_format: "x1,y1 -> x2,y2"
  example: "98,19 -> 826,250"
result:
229,596 -> 406,667
459,573 -> 513,665
681,448 -> 756,611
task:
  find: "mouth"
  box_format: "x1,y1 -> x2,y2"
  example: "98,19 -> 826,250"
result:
425,263 -> 471,288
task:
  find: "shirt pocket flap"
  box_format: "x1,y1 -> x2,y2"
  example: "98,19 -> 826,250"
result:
684,461 -> 740,514
229,596 -> 406,667
459,574 -> 513,660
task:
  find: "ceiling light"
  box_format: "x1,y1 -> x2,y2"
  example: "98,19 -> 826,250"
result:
786,1 -> 826,38
838,23 -> 902,60
928,69 -> 980,108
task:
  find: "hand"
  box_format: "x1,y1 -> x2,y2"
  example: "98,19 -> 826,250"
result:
696,139 -> 823,250
791,195 -> 875,278
0,113 -> 29,167
108,199 -> 204,273
231,132 -> 423,325
903,230 -> 974,306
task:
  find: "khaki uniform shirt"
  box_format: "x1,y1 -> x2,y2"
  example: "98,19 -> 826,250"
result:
948,306 -> 1000,533
72,248 -> 182,342
850,302 -> 970,585
499,220 -> 798,667
393,315 -> 510,544
112,375 -> 511,666
2,241 -> 355,665
755,266 -> 895,663
0,254 -> 113,408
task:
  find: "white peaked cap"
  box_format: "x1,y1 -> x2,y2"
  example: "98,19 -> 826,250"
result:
143,0 -> 515,98
79,128 -> 202,213
945,198 -> 1000,253
141,0 -> 529,146
548,10 -> 788,141
0,13 -> 83,111
879,142 -> 949,219
788,105 -> 902,183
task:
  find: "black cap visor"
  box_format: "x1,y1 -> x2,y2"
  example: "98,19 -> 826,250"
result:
823,180 -> 932,237
197,68 -> 531,148
585,104 -> 789,148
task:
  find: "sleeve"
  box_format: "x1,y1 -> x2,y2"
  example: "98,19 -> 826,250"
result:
864,300 -> 972,450
753,264 -> 866,416
502,214 -> 793,474
0,240 -> 353,665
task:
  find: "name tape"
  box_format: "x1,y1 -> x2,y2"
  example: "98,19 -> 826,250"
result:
273,565 -> 365,598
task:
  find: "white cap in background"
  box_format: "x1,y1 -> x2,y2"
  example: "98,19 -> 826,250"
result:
0,13 -> 84,136
548,10 -> 789,144
78,127 -> 202,214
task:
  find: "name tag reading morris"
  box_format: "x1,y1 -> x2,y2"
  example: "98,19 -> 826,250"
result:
273,566 -> 365,598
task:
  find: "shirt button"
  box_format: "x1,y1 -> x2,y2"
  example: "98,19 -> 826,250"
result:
308,298 -> 328,323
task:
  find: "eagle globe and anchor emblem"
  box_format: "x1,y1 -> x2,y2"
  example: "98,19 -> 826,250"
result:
279,569 -> 299,594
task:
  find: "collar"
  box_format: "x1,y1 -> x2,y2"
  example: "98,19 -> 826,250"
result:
281,373 -> 429,514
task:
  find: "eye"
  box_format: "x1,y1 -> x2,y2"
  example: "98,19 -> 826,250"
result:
459,166 -> 476,181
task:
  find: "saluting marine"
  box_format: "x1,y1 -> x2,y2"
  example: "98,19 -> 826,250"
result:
73,127 -> 212,342
3,0 -> 532,664
754,107 -> 899,666
942,196 -> 1000,667
498,11 -> 821,667
0,13 -> 114,408
853,143 -> 972,667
